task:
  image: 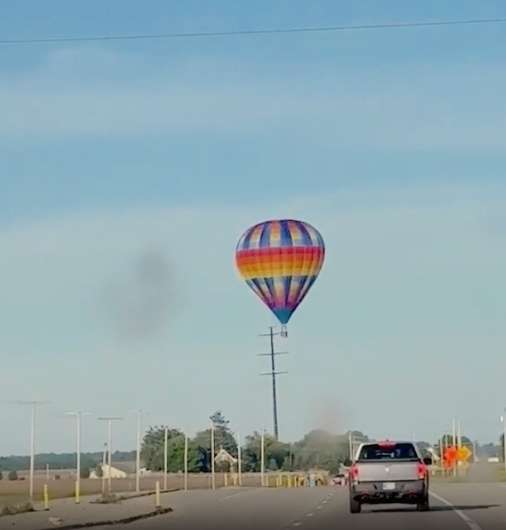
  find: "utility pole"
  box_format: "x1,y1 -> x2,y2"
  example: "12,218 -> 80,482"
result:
452,419 -> 457,478
259,327 -> 288,440
348,431 -> 354,462
501,412 -> 506,473
65,411 -> 91,504
237,432 -> 242,486
11,400 -> 48,500
184,433 -> 189,491
260,430 -> 265,487
210,419 -> 216,490
131,410 -> 144,494
101,443 -> 107,495
163,427 -> 168,491
98,417 -> 123,494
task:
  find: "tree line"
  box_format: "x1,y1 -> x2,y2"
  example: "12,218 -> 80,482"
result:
141,411 -> 369,474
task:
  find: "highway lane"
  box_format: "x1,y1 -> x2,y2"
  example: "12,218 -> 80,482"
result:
95,483 -> 506,530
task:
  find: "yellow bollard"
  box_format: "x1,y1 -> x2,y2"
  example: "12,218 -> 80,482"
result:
224,473 -> 228,487
43,484 -> 49,510
75,480 -> 80,504
288,476 -> 292,488
155,481 -> 161,509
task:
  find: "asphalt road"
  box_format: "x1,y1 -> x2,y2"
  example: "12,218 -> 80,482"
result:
95,482 -> 506,530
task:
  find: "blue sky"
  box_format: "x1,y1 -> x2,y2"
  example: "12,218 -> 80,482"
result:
1,1 -> 506,455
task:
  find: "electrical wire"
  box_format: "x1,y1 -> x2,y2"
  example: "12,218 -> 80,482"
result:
0,16 -> 505,45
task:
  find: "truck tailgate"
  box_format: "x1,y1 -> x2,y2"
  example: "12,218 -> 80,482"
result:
358,462 -> 419,482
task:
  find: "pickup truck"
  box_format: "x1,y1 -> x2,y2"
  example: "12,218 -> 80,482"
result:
348,441 -> 432,513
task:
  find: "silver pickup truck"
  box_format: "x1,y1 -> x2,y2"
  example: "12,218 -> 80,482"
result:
349,441 -> 432,513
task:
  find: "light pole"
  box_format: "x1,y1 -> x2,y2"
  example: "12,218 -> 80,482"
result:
98,417 -> 123,494
65,411 -> 91,504
237,432 -> 242,487
130,410 -> 144,494
163,427 -> 168,491
101,442 -> 107,495
260,430 -> 265,487
184,432 -> 189,492
11,400 -> 48,500
210,419 -> 216,490
501,412 -> 506,473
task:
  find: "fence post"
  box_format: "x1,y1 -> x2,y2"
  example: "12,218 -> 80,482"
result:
155,481 -> 161,510
43,484 -> 49,510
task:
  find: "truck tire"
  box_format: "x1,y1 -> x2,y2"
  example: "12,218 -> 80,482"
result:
350,496 -> 361,514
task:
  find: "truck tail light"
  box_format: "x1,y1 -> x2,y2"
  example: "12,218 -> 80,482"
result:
417,462 -> 427,480
350,464 -> 359,480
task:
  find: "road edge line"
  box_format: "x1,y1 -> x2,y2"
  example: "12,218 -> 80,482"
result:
430,492 -> 482,530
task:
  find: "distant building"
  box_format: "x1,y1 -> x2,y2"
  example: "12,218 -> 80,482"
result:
214,448 -> 238,472
90,461 -> 147,479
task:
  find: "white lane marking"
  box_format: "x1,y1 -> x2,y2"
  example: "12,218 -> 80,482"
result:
293,523 -> 302,527
306,512 -> 314,517
430,492 -> 483,530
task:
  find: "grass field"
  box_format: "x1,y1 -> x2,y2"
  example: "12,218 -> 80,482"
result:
0,471 -> 315,507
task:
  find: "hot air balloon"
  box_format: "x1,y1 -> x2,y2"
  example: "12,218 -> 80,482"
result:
235,219 -> 325,335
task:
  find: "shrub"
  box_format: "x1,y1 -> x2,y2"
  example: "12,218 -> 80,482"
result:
7,470 -> 18,481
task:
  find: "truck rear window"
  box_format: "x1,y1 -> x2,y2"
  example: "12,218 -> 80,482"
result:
358,443 -> 418,461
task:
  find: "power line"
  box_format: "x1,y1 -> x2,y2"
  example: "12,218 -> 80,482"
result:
1,16 -> 506,46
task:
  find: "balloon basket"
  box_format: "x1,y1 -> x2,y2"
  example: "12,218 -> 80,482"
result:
281,326 -> 288,338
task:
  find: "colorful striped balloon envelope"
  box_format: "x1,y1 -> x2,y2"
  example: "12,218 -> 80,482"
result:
235,219 -> 325,332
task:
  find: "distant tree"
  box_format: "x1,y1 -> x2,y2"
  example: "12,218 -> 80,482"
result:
8,470 -> 18,481
241,432 -> 290,472
141,426 -> 199,472
210,411 -> 230,430
291,430 -> 350,474
439,434 -> 472,446
192,411 -> 237,472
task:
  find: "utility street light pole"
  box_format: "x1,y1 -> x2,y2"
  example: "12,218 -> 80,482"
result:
164,427 -> 168,491
101,443 -> 107,495
65,411 -> 91,504
210,419 -> 216,490
237,432 -> 242,486
132,410 -> 143,494
501,412 -> 506,473
261,430 -> 265,487
98,417 -> 123,495
11,400 -> 48,500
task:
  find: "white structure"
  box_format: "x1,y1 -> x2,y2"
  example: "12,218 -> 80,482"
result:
90,464 -> 126,479
215,448 -> 238,472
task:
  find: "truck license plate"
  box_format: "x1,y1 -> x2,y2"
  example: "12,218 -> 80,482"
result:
382,482 -> 396,491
